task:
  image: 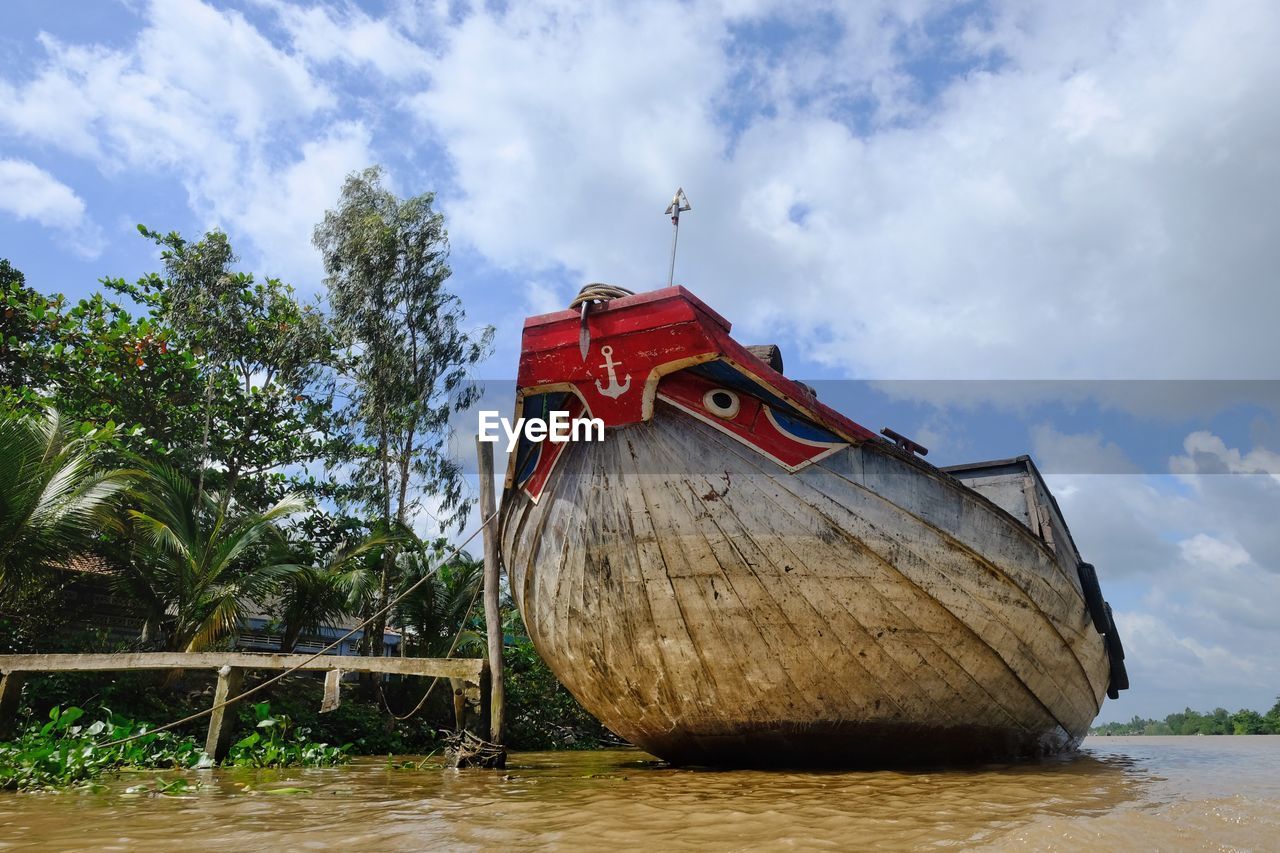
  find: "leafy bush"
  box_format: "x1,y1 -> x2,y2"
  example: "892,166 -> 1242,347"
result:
225,702 -> 349,767
233,675 -> 447,755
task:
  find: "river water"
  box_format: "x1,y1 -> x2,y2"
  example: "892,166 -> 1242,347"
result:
1,737 -> 1277,850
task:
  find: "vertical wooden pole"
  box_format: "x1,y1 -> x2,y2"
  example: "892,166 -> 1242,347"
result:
476,437 -> 505,745
204,665 -> 244,762
0,671 -> 27,740
450,677 -> 466,732
320,669 -> 343,713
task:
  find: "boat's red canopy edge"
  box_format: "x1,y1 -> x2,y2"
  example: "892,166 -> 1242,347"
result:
517,286 -> 878,444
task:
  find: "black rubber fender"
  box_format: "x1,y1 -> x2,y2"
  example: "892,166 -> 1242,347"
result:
1104,602 -> 1129,698
1078,562 -> 1109,634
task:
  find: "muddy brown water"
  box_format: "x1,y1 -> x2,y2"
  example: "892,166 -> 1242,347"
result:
1,737 -> 1278,850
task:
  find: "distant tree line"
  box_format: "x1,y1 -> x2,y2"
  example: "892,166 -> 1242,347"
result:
1091,699 -> 1280,735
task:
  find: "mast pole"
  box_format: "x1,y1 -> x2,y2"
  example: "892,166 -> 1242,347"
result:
665,187 -> 691,287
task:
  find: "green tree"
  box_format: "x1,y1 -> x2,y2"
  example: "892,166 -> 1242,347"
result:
313,166 -> 493,658
30,285 -> 206,461
273,564 -> 350,653
6,236 -> 340,514
1231,708 -> 1266,735
121,464 -> 303,651
0,407 -> 131,594
1264,698 -> 1280,734
273,531 -> 404,653
0,259 -> 58,401
132,227 -> 338,510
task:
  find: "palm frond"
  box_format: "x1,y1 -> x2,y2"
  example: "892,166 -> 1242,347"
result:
0,407 -> 131,589
122,465 -> 311,652
184,595 -> 242,652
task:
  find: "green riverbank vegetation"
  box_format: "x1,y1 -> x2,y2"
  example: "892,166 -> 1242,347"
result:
0,701 -> 348,792
0,167 -> 612,770
1091,699 -> 1280,736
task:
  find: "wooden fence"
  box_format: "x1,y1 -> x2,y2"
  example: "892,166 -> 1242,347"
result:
0,652 -> 489,760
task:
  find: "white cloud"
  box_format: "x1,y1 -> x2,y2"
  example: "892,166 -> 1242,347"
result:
1178,533 -> 1251,570
407,0 -> 735,283
257,0 -> 433,80
1039,428 -> 1280,717
8,0 -> 1277,379
0,158 -> 103,257
1173,430 -> 1280,479
408,0 -> 1280,381
522,278 -> 569,316
0,0 -> 345,280
1031,423 -> 1140,474
214,121 -> 374,282
0,159 -> 86,229
0,3 -> 330,163
1116,608 -> 1278,714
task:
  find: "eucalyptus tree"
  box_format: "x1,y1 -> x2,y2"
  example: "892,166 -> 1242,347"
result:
0,407 -> 132,593
313,166 -> 493,657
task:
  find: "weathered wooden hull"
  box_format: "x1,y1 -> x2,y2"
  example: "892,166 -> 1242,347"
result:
499,285 -> 1118,766
501,406 -> 1110,766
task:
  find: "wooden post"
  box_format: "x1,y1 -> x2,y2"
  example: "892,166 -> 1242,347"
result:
476,437 -> 505,745
204,665 -> 244,762
0,671 -> 27,740
450,677 -> 466,731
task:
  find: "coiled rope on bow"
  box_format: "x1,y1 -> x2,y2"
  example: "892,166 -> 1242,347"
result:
96,510 -> 498,750
571,284 -> 634,360
569,283 -> 633,309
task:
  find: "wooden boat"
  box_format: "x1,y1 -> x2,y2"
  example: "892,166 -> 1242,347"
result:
499,286 -> 1128,766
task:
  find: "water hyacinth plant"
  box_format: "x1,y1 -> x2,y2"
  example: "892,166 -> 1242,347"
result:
0,706 -> 208,791
224,702 -> 350,768
0,702 -> 351,791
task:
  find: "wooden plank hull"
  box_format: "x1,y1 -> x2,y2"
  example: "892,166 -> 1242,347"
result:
501,405 -> 1110,766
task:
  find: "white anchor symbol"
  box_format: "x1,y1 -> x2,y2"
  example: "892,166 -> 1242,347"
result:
594,345 -> 631,399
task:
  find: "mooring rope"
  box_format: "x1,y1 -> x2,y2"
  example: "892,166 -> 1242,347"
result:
96,510 -> 499,750
374,571 -> 486,722
568,282 -> 633,309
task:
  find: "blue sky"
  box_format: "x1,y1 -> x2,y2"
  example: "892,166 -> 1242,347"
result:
2,0 -> 1279,721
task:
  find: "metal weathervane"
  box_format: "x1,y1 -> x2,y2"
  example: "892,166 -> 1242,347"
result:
665,187 -> 691,287
573,189 -> 692,363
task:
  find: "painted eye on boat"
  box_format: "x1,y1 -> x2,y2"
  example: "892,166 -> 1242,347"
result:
703,388 -> 740,419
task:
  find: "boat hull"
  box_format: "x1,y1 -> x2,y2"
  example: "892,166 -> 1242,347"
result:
501,405 -> 1110,766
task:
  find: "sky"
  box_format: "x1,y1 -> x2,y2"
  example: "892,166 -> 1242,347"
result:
2,0 -> 1278,723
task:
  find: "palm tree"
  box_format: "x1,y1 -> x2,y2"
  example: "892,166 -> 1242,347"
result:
0,407 -> 131,593
394,548 -> 485,657
274,532 -> 403,652
275,564 -> 350,653
308,536 -> 483,658
122,463 -> 304,652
